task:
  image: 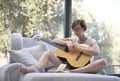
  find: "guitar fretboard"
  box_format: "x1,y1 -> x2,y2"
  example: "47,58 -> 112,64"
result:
40,38 -> 68,52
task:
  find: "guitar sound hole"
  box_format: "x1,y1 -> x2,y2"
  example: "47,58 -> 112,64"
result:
75,52 -> 83,61
65,47 -> 69,52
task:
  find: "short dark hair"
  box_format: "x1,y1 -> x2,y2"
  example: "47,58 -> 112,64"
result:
72,19 -> 87,31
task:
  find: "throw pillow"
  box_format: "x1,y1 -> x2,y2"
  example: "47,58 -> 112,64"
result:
9,49 -> 37,66
27,44 -> 48,60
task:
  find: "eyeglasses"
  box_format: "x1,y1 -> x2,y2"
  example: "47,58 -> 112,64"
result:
72,27 -> 82,32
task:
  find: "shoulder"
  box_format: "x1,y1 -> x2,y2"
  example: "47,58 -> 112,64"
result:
88,38 -> 96,43
85,38 -> 97,45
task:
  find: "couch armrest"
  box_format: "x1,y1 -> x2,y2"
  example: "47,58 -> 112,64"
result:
0,63 -> 25,81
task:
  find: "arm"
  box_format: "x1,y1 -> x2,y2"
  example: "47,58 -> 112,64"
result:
53,38 -> 69,46
53,38 -> 75,53
75,42 -> 100,56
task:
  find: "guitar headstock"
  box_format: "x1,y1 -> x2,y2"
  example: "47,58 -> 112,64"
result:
32,35 -> 41,41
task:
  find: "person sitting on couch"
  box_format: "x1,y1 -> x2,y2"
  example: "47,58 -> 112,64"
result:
19,19 -> 107,74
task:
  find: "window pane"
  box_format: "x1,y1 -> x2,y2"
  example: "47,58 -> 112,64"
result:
72,0 -> 120,73
30,0 -> 65,39
0,0 -> 65,67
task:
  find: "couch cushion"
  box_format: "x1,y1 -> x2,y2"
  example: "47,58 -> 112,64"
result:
27,44 -> 48,60
27,44 -> 54,69
9,48 -> 37,66
20,73 -> 120,81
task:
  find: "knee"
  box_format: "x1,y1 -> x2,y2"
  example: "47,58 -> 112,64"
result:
44,51 -> 54,56
99,59 -> 107,67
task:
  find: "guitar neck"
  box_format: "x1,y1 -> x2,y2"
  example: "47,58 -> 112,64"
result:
40,38 -> 68,51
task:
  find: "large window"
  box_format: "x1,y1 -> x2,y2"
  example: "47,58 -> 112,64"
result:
72,0 -> 120,73
0,0 -> 120,74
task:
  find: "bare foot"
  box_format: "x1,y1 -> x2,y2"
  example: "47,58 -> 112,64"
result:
19,65 -> 39,74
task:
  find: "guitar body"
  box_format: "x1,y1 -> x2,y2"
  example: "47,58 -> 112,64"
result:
56,44 -> 92,68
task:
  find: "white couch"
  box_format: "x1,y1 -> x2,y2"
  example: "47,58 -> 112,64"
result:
0,33 -> 120,81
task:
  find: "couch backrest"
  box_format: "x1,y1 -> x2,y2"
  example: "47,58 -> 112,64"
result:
23,37 -> 57,54
10,33 -> 23,50
9,33 -> 56,67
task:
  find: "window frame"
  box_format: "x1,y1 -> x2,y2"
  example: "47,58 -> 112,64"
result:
64,0 -> 72,38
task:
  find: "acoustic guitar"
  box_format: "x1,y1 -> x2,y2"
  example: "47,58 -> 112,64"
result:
39,38 -> 92,68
